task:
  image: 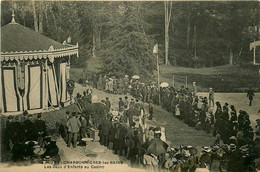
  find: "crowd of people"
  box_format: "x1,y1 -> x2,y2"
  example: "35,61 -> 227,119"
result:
3,112 -> 60,163
2,73 -> 259,171
79,74 -> 260,171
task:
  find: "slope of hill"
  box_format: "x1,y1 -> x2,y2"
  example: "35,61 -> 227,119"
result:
71,58 -> 260,92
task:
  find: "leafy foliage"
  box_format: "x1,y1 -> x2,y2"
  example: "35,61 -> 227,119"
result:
1,1 -> 259,71
99,2 -> 156,78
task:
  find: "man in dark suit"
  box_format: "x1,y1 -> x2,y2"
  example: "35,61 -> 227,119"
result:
23,114 -> 36,141
5,115 -> 14,150
34,113 -> 46,147
119,97 -> 124,112
247,87 -> 255,106
105,97 -> 111,111
99,116 -> 112,146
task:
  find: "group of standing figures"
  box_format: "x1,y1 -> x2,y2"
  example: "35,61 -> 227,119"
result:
81,74 -> 260,171
3,112 -> 60,163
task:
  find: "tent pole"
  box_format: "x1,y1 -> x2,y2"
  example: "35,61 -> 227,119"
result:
45,59 -> 48,111
253,47 -> 256,65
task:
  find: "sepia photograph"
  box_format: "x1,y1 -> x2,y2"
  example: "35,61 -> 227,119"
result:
0,0 -> 260,171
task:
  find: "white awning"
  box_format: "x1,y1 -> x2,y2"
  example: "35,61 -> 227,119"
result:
1,43 -> 78,62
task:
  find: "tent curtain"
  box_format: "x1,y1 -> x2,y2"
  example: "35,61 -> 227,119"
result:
1,67 -> 21,112
27,65 -> 43,110
23,64 -> 29,110
47,65 -> 59,106
59,63 -> 67,103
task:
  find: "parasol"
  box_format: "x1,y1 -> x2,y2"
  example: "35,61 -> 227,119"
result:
132,75 -> 140,79
160,82 -> 169,88
145,139 -> 169,156
81,138 -> 93,142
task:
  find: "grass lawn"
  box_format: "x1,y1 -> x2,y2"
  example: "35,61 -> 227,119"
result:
160,64 -> 260,92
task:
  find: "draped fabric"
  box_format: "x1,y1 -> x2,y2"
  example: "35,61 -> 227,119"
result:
47,65 -> 58,106
1,60 -> 71,113
27,65 -> 42,109
2,67 -> 20,112
59,63 -> 67,103
23,64 -> 29,110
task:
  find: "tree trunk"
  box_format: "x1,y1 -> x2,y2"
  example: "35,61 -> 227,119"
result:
32,0 -> 38,32
165,1 -> 172,66
38,2 -> 43,34
229,49 -> 233,65
186,2 -> 191,50
97,25 -> 101,47
50,10 -> 57,30
92,29 -> 96,58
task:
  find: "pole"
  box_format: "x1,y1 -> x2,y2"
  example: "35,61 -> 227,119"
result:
157,53 -> 161,105
194,26 -> 197,59
253,47 -> 256,65
45,59 -> 48,110
172,75 -> 175,87
185,76 -> 188,88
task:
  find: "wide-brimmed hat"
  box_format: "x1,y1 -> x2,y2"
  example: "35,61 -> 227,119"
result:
202,146 -> 211,153
229,144 -> 236,150
229,136 -> 237,141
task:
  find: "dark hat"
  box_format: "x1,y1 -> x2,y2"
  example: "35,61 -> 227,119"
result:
225,103 -> 229,106
50,140 -> 56,145
106,97 -> 109,100
8,115 -> 14,119
211,146 -> 220,152
23,110 -> 29,116
239,109 -> 246,114
37,113 -> 42,118
119,97 -> 122,100
125,96 -> 128,99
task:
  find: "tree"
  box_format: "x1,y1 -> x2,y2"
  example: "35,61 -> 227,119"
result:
99,2 -> 156,78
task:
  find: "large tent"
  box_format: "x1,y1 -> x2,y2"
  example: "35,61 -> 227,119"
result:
0,15 -> 78,115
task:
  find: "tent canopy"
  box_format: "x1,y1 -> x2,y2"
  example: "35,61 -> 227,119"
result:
1,22 -> 66,52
